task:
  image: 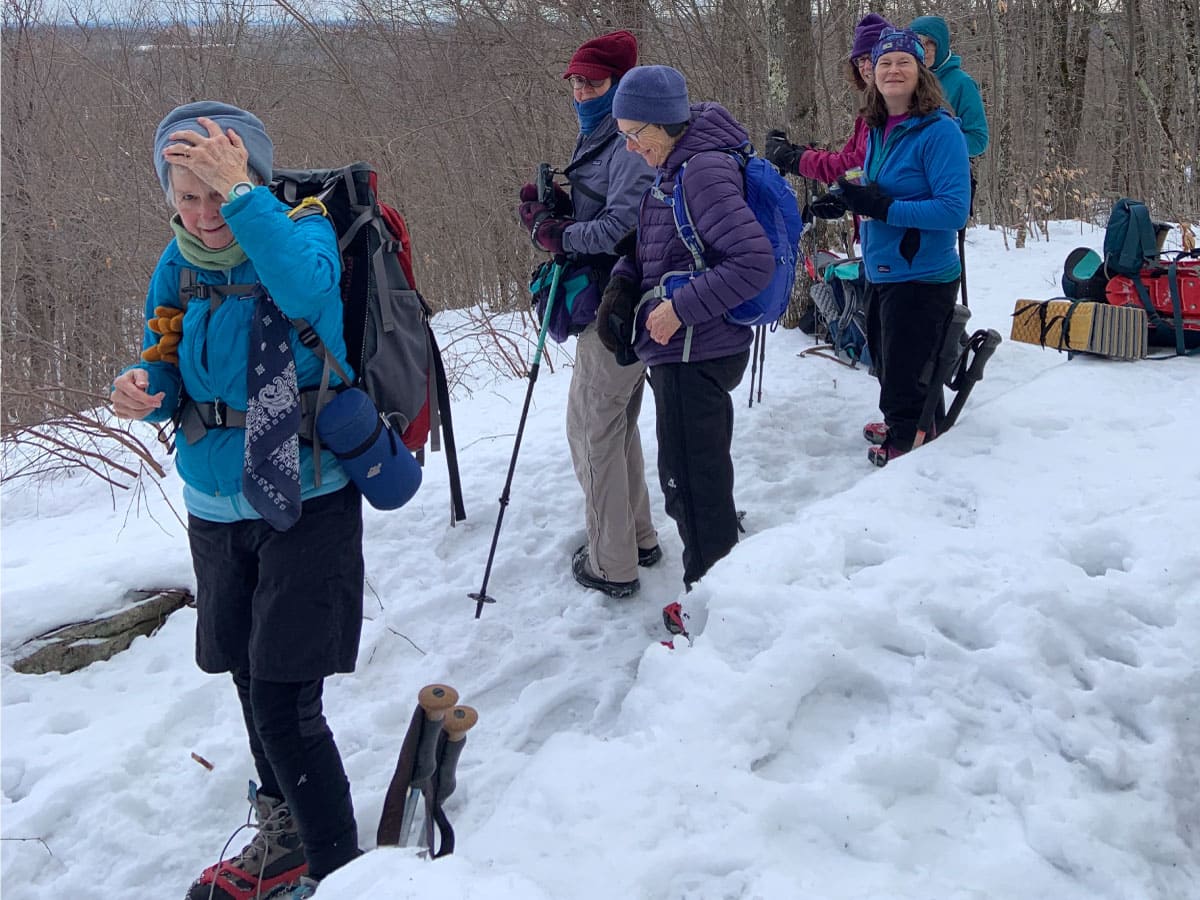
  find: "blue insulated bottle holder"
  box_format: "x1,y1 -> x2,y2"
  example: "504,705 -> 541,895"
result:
317,388 -> 422,510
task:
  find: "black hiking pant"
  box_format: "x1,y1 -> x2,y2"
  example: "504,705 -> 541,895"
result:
232,674 -> 360,880
865,280 -> 960,450
649,350 -> 749,586
188,485 -> 365,880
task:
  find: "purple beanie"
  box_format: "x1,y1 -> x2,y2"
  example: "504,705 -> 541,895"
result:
850,13 -> 892,61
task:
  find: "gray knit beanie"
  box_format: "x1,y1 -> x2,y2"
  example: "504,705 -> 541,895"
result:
153,101 -> 273,194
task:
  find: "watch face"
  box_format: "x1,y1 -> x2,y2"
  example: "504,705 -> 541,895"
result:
230,182 -> 253,199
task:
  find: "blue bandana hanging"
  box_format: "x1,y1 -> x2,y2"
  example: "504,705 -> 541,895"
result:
243,292 -> 302,530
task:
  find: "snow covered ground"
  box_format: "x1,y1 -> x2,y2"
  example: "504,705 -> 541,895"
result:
3,221 -> 1198,900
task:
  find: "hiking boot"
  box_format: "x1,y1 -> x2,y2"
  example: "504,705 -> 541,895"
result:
867,441 -> 909,467
186,784 -> 308,900
638,545 -> 663,568
571,546 -> 639,598
863,421 -> 889,445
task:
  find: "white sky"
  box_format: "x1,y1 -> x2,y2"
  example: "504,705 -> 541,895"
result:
3,220 -> 1198,899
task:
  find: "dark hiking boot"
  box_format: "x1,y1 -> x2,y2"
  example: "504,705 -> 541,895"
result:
638,545 -> 663,568
186,785 -> 307,900
572,546 -> 639,598
863,421 -> 889,445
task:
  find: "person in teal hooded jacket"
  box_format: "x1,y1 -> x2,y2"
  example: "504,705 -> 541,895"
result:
110,101 -> 362,900
832,30 -> 970,466
909,15 -> 989,158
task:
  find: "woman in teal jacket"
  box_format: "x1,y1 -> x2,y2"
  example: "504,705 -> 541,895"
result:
910,15 -> 988,158
834,30 -> 970,465
110,102 -> 360,900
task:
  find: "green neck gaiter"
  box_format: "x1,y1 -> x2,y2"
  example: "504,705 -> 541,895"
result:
170,214 -> 248,270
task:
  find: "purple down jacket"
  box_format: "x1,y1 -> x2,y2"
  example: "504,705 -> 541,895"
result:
612,102 -> 774,367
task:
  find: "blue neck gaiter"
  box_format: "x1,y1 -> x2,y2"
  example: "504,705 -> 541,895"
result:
575,87 -> 615,136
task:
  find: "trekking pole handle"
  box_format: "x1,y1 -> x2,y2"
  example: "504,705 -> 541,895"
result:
442,705 -> 478,742
418,684 -> 460,719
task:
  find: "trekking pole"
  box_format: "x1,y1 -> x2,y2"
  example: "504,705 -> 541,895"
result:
958,228 -> 969,307
938,328 -> 1002,433
469,257 -> 565,619
913,304 -> 972,449
755,324 -> 767,403
747,326 -> 761,408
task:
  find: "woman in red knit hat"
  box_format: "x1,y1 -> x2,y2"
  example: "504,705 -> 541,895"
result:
516,31 -> 662,599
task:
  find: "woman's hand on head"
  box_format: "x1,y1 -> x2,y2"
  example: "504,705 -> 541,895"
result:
162,116 -> 252,198
110,369 -> 164,421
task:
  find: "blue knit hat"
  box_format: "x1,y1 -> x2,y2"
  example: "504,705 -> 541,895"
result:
871,27 -> 926,65
612,65 -> 690,125
153,101 -> 273,195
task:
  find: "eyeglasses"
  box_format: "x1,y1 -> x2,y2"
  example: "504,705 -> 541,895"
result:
618,122 -> 653,145
853,55 -> 872,69
568,75 -> 608,89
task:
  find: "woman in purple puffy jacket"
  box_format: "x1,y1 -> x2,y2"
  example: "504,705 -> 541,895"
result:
596,65 -> 774,589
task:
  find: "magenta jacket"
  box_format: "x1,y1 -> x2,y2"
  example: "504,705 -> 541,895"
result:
798,116 -> 869,185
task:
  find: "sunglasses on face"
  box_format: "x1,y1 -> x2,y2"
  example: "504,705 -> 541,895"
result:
568,75 -> 608,89
619,122 -> 653,144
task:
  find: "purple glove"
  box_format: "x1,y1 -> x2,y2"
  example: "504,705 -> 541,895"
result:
532,217 -> 574,255
520,182 -> 572,217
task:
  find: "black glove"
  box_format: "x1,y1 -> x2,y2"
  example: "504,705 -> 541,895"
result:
836,177 -> 894,222
596,274 -> 641,366
764,128 -> 806,175
809,191 -> 849,220
613,227 -> 638,259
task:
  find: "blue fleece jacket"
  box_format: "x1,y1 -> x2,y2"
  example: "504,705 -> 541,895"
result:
860,108 -> 970,284
131,186 -> 352,516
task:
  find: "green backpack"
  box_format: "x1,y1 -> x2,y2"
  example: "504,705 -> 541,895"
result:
1102,198 -> 1157,277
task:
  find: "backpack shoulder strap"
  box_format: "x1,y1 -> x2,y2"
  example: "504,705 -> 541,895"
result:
651,161 -> 706,271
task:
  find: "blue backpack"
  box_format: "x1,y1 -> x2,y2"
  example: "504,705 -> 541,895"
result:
655,146 -> 804,327
809,258 -> 871,367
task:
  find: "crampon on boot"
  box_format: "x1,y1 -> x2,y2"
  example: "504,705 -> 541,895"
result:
186,782 -> 308,900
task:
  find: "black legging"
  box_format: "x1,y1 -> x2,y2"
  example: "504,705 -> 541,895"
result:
233,672 -> 359,880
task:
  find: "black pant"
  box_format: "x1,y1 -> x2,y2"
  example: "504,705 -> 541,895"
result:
650,350 -> 749,585
232,673 -> 360,879
865,281 -> 959,449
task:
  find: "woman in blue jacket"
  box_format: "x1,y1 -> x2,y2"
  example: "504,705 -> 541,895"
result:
833,30 -> 970,465
110,102 -> 359,900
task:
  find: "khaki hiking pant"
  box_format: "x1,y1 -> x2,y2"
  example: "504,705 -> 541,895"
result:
567,326 -> 658,584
